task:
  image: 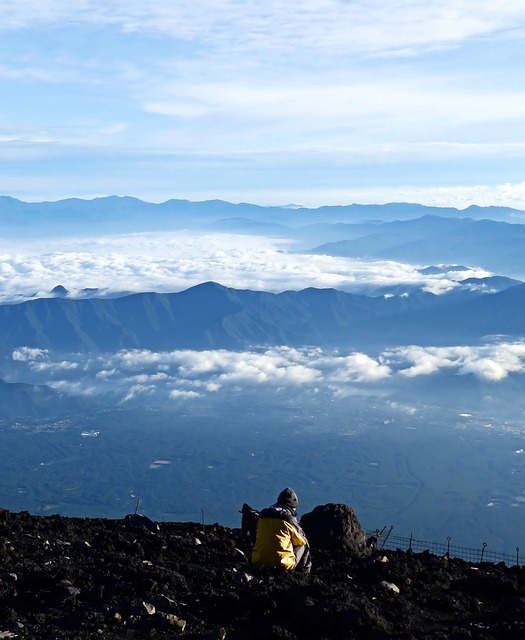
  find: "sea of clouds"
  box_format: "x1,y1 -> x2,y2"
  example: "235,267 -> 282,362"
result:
1,229 -> 517,407
0,231 -> 490,303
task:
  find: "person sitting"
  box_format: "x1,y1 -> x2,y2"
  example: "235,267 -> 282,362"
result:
251,487 -> 311,572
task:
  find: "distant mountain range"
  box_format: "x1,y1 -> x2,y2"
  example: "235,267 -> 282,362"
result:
3,196 -> 525,278
1,279 -> 524,354
2,195 -> 525,395
1,195 -> 524,235
310,215 -> 525,277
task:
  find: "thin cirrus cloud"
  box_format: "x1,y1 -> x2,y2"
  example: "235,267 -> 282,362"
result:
1,2 -> 525,207
143,81 -> 525,145
0,231 -> 490,302
1,1 -> 524,55
9,342 -> 525,406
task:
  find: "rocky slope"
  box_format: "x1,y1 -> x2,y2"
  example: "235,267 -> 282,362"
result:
1,506 -> 525,639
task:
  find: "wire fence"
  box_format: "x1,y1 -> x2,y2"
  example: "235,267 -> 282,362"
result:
365,526 -> 521,567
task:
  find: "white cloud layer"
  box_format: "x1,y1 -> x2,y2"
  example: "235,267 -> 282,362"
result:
7,341 -> 525,406
384,343 -> 525,382
11,347 -> 49,361
0,231 -> 490,303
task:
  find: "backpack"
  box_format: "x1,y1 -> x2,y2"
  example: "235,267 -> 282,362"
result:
240,503 -> 260,542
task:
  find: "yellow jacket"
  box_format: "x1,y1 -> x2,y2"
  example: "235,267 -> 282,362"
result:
251,512 -> 307,570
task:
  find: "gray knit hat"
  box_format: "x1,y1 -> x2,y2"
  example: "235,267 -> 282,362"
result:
277,487 -> 298,510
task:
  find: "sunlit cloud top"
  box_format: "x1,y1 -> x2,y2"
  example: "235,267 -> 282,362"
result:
8,341 -> 525,408
1,1 -> 525,207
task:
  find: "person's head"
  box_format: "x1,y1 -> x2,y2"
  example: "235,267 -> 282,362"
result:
276,487 -> 298,514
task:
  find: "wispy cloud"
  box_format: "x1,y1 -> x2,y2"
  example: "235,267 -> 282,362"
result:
0,2 -> 524,205
2,2 -> 524,56
142,81 -> 525,152
1,0 -> 525,219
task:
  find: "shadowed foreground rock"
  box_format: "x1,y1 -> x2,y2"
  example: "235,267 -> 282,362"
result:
300,503 -> 371,556
1,507 -> 525,639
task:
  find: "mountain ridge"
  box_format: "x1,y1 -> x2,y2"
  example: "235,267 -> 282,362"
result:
310,215 -> 525,277
2,196 -> 524,235
1,281 -> 525,353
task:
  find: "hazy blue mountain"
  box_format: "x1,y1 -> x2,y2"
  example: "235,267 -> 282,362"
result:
428,282 -> 525,335
310,215 -> 525,278
351,273 -> 522,298
208,219 -> 386,247
311,202 -> 525,224
0,378 -> 94,419
50,285 -> 68,297
418,265 -> 472,275
1,281 -> 524,353
205,216 -> 290,235
1,196 -> 525,238
458,275 -> 523,292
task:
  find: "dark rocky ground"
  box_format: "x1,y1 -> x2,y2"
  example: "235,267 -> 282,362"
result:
1,505 -> 525,640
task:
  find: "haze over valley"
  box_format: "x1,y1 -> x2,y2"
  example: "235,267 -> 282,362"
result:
1,198 -> 525,556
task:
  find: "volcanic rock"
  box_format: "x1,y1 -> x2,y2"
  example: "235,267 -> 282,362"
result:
1,507 -> 525,638
300,502 -> 371,556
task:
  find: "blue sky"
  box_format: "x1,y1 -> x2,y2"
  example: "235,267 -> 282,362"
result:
1,1 -> 525,208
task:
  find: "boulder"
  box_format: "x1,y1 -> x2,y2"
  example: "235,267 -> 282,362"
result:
300,503 -> 371,556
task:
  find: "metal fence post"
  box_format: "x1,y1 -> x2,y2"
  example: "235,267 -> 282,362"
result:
480,542 -> 487,563
379,525 -> 394,550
